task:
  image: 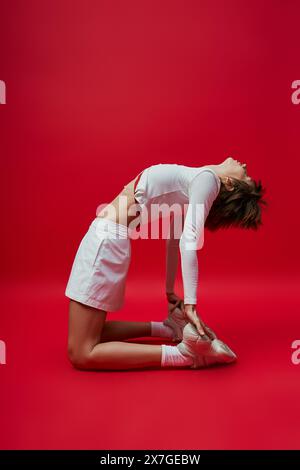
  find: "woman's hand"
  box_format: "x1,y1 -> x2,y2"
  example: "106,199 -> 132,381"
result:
166,292 -> 183,306
184,304 -> 214,339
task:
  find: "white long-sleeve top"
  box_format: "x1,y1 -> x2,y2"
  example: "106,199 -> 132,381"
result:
134,164 -> 221,305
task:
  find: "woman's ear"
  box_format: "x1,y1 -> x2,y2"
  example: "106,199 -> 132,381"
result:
223,177 -> 235,191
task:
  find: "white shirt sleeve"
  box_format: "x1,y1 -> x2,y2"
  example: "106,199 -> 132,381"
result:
179,170 -> 220,305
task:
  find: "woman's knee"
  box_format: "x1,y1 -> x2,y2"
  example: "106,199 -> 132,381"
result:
67,343 -> 91,370
67,300 -> 107,369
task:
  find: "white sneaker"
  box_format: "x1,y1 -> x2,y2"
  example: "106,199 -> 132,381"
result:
177,323 -> 237,369
163,300 -> 218,342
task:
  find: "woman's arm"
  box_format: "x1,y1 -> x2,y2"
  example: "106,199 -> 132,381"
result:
165,212 -> 180,297
179,170 -> 220,332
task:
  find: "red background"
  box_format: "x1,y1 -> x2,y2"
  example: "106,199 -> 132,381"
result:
1,0 -> 300,449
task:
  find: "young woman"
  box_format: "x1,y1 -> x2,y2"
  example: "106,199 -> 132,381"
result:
65,157 -> 266,371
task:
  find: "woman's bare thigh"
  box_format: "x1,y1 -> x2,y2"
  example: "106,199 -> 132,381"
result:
68,299 -> 107,359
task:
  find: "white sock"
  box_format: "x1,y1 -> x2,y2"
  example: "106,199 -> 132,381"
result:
161,345 -> 193,368
151,321 -> 173,339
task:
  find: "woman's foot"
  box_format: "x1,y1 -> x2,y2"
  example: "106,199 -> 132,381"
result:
177,323 -> 237,369
163,300 -> 188,341
163,300 -> 218,342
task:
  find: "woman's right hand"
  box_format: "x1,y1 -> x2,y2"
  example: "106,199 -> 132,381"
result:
184,304 -> 213,339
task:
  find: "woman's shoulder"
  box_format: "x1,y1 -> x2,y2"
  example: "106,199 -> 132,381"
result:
188,167 -> 221,196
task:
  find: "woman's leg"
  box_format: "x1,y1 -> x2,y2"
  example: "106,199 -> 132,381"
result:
101,320 -> 174,342
67,299 -> 162,370
101,320 -> 152,342
67,300 -> 234,371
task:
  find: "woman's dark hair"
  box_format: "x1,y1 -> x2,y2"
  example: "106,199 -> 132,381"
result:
205,178 -> 267,231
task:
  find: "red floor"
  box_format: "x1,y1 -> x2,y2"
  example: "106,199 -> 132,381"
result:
1,276 -> 299,449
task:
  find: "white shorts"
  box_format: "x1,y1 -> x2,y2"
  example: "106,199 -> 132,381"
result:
65,217 -> 131,312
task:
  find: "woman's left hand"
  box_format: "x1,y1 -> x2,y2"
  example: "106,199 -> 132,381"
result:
166,292 -> 184,310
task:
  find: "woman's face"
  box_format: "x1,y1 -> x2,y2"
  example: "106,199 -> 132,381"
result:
224,157 -> 252,183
